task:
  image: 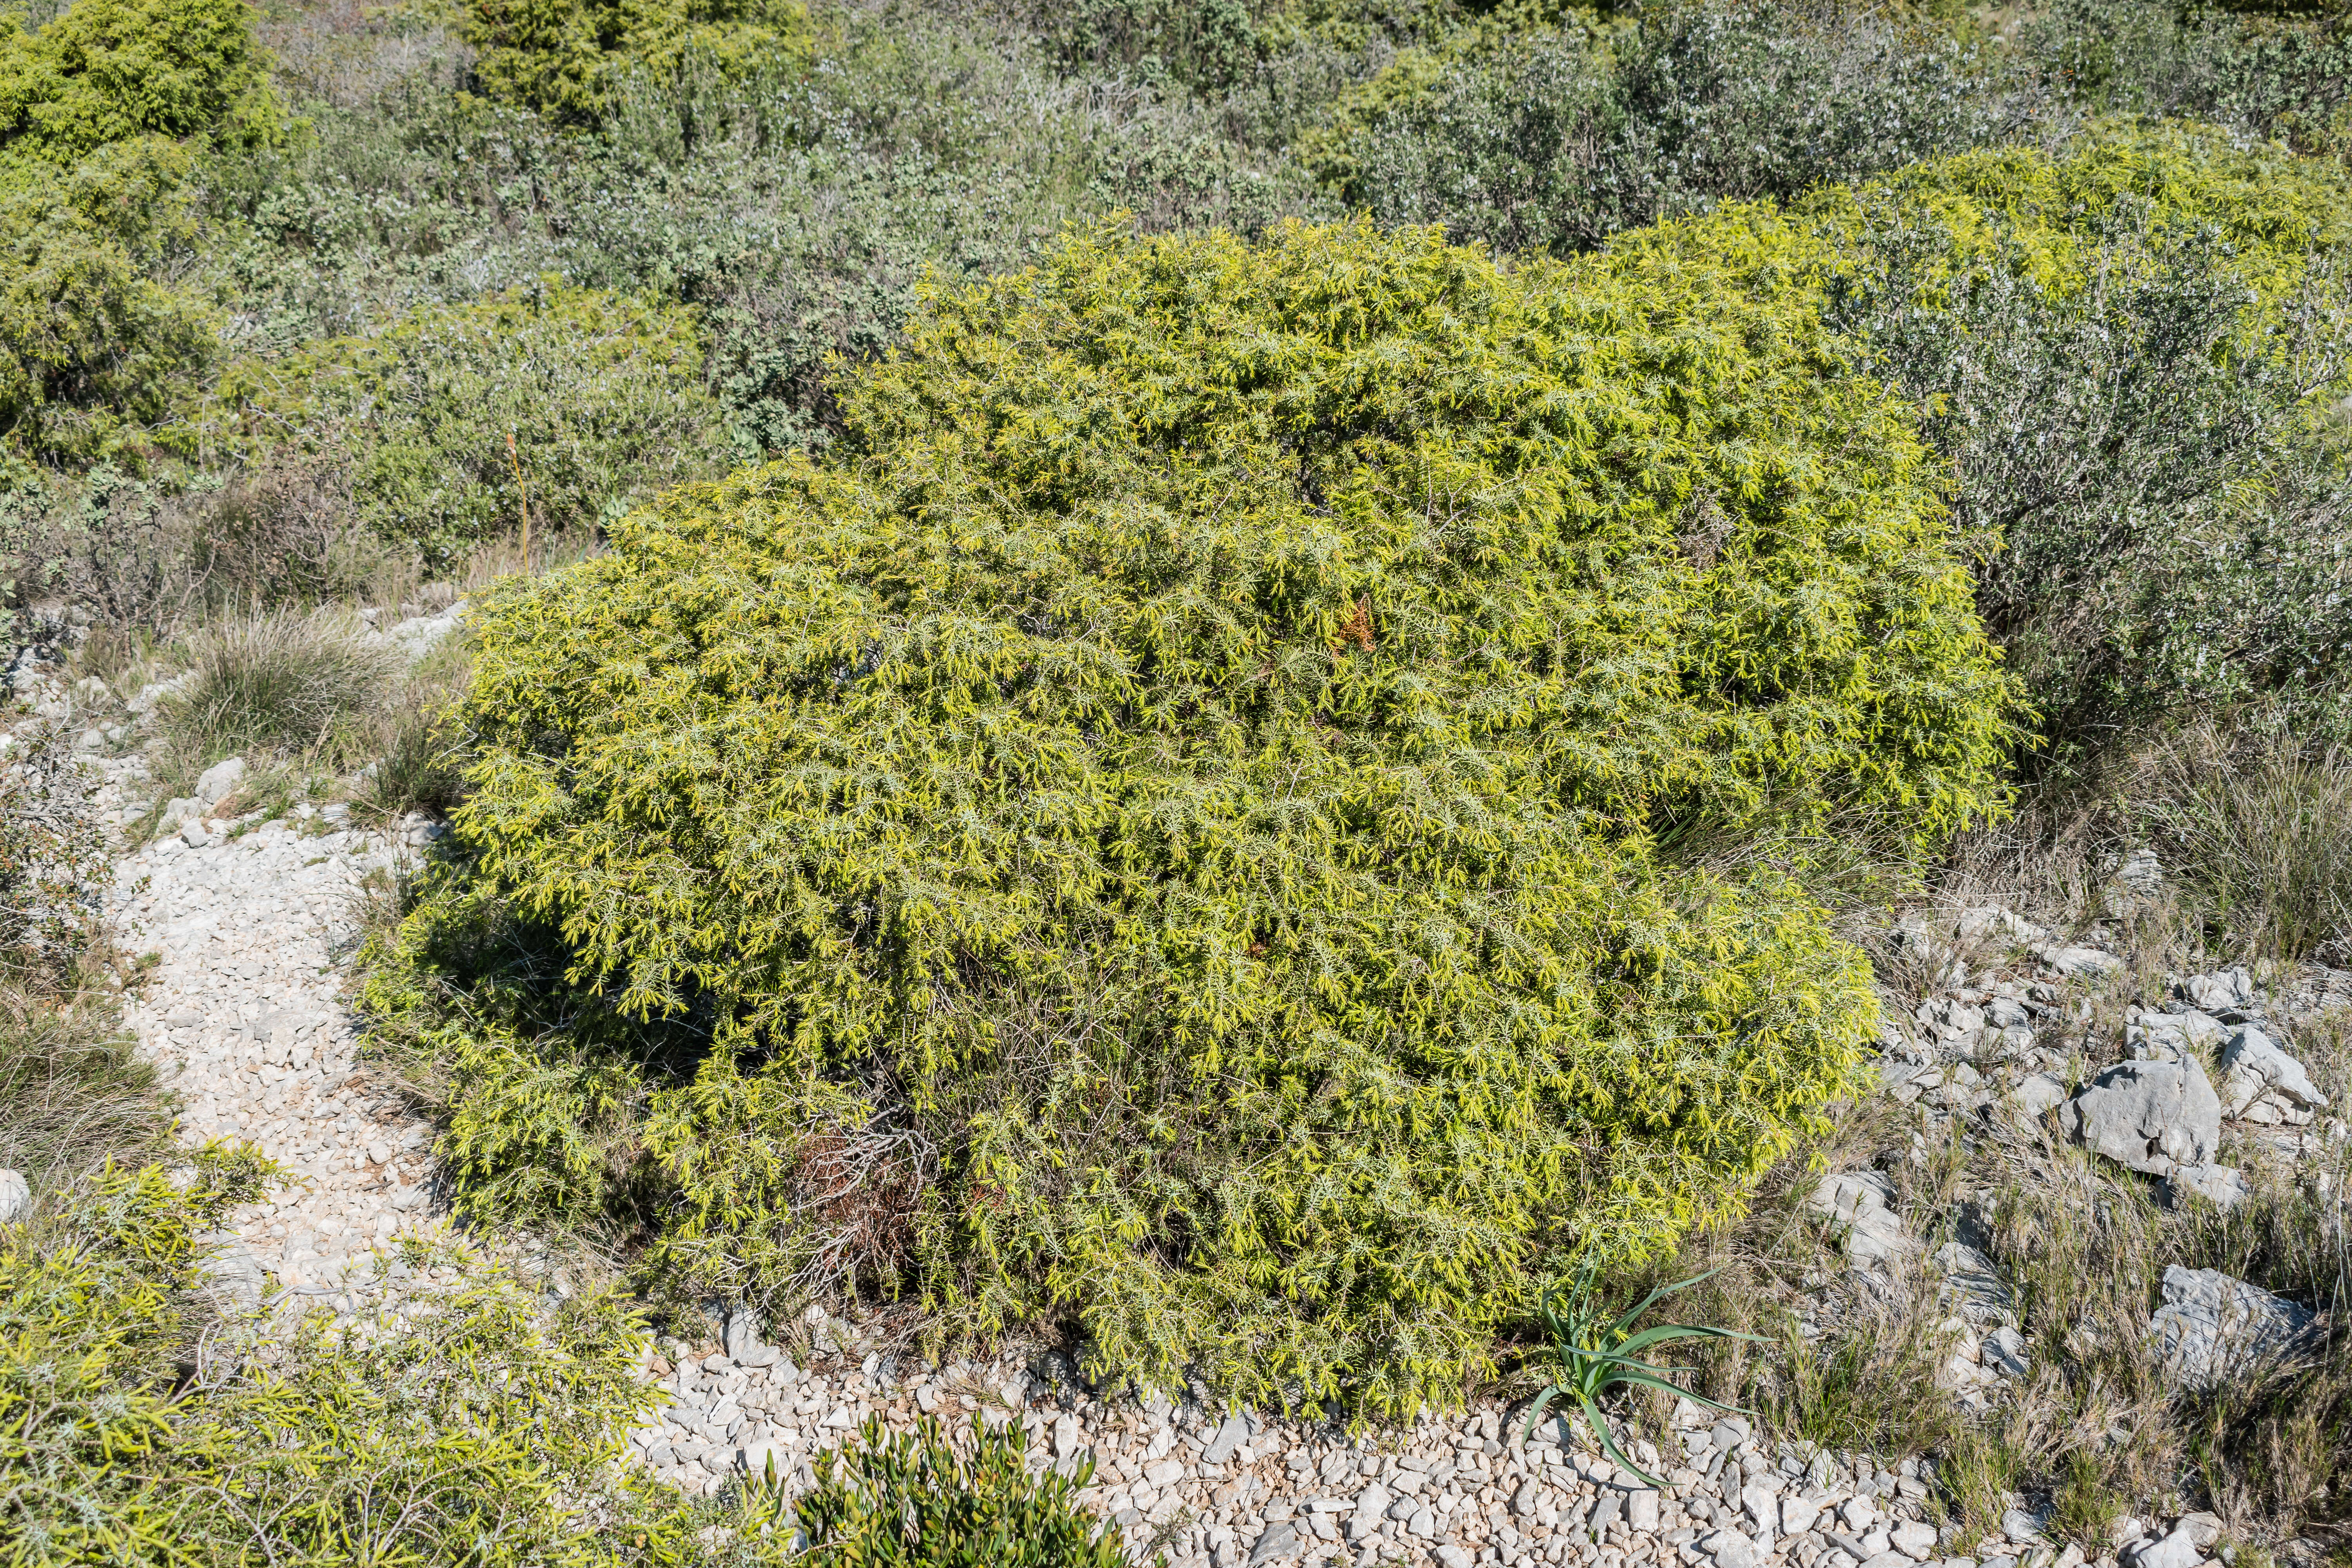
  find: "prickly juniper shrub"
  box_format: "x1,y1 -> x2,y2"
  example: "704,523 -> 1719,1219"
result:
372,216 -> 2015,1417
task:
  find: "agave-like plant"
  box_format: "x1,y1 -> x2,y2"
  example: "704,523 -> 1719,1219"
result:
1519,1263 -> 1764,1486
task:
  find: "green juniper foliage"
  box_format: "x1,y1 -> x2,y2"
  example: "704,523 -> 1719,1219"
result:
786,1415 -> 1130,1567
0,0 -> 282,463
461,0 -> 813,127
3,1146 -> 681,1566
0,0 -> 282,160
369,215 -> 2014,1417
0,1138 -> 1140,1565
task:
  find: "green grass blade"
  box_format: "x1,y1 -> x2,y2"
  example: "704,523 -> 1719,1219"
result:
1519,1387 -> 1562,1448
1608,1267 -> 1725,1335
1578,1391 -> 1663,1489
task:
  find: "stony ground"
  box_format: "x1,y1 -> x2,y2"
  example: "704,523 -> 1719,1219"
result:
111,801 -> 441,1302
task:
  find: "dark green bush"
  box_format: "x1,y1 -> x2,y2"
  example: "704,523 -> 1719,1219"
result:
200,280 -> 726,564
2021,0 -> 2352,157
1034,0 -> 1261,91
792,1416 -> 1128,1567
367,215 -> 2013,1417
1321,0 -> 2352,257
1826,220 -> 2351,757
1830,129 -> 2352,759
0,138 -> 212,463
0,0 -> 283,465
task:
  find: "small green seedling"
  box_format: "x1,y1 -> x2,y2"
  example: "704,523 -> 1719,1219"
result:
1520,1263 -> 1764,1486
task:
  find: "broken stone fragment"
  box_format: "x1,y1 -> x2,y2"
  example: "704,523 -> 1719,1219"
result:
2010,1073 -> 2069,1118
2183,966 -> 2255,1013
2160,1163 -> 2247,1210
1808,1171 -> 1915,1264
1931,1240 -> 2016,1324
1957,906 -> 2047,946
2148,1264 -> 2314,1387
1981,1325 -> 2030,1379
2059,1056 -> 2221,1175
2219,1024 -> 2327,1115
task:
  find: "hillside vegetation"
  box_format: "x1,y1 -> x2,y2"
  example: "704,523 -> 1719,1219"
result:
7,0 -> 2352,1556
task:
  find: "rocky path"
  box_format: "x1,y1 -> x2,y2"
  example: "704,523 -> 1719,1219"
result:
112,800 -> 444,1300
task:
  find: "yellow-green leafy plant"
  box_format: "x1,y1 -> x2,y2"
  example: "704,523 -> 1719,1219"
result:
0,1146 -> 711,1566
784,1415 -> 1133,1567
461,0 -> 811,125
367,215 -> 2015,1417
1,1143 -> 275,1562
3,1138 -> 1145,1564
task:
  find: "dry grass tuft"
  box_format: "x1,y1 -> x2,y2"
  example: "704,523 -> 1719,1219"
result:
156,607 -> 401,766
0,987 -> 167,1194
2140,726 -> 2352,965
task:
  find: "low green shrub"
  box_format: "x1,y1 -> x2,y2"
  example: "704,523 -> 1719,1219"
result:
2021,0 -> 2352,160
196,0 -> 1319,463
0,1124 -> 1140,1564
790,1415 -> 1128,1567
0,0 -> 282,161
200,280 -> 727,565
0,138 -> 213,464
368,214 -> 2014,1416
1325,0 -> 2352,250
0,0 -> 284,464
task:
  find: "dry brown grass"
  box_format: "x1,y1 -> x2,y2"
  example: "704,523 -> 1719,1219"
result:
2141,726 -> 2352,966
0,985 -> 167,1196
